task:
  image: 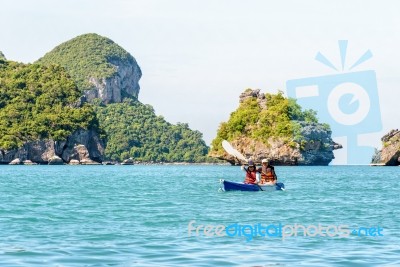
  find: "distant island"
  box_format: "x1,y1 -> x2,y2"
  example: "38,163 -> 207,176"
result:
209,89 -> 342,165
0,33 -> 210,164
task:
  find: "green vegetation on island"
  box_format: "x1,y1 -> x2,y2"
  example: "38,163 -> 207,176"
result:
211,90 -> 329,154
0,34 -> 210,163
94,99 -> 209,162
37,33 -> 139,93
0,60 -> 99,150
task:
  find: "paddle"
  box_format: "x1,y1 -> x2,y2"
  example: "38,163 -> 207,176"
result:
221,140 -> 264,191
222,140 -> 247,164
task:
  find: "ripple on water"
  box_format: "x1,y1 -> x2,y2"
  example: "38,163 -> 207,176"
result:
0,165 -> 399,266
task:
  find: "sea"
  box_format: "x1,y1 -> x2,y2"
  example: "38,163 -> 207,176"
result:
0,165 -> 399,266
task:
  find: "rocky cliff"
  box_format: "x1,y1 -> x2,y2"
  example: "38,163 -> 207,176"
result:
0,130 -> 105,164
37,33 -> 142,104
212,129 -> 341,166
371,129 -> 400,166
87,58 -> 141,103
210,89 -> 341,165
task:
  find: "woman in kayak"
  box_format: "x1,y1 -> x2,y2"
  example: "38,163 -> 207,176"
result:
259,159 -> 277,185
241,160 -> 260,184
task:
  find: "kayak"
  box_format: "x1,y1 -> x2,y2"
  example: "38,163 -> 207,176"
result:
221,180 -> 285,192
220,179 -> 285,192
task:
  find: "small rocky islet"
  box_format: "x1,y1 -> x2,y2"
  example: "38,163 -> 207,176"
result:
209,89 -> 343,166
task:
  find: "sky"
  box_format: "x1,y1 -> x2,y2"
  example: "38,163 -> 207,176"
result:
1,0 -> 399,164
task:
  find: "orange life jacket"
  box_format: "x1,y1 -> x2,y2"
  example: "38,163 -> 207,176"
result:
244,170 -> 257,184
260,166 -> 275,183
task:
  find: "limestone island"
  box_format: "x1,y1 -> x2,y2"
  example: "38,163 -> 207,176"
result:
0,34 -> 209,165
209,89 -> 342,166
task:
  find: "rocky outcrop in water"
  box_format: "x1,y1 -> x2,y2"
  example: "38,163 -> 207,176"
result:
371,129 -> 400,166
295,121 -> 342,165
217,128 -> 341,166
121,158 -> 135,165
0,130 -> 105,164
9,158 -> 21,165
60,130 -> 105,163
48,155 -> 64,165
210,89 -> 341,165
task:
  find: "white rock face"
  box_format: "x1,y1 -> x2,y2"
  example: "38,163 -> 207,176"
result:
9,158 -> 21,165
48,155 -> 63,165
69,159 -> 80,165
86,59 -> 141,104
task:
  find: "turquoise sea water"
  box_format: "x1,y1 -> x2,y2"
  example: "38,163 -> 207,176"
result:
0,165 -> 399,266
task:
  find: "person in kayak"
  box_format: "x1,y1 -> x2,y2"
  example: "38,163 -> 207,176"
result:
259,159 -> 277,185
241,160 -> 260,184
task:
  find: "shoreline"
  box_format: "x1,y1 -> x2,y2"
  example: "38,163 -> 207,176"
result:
0,161 -> 231,166
2,162 -> 398,166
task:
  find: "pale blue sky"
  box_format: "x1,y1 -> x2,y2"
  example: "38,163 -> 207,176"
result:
1,0 -> 399,163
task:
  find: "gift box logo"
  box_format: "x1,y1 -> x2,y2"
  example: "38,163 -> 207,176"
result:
286,40 -> 382,165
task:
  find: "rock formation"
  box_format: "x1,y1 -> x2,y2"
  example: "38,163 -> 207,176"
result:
86,58 -> 141,103
210,89 -> 341,165
121,158 -> 135,165
215,132 -> 341,166
239,89 -> 267,109
59,130 -> 105,163
295,121 -> 342,165
48,155 -> 64,165
23,160 -> 37,165
371,129 -> 400,166
0,130 -> 105,164
9,158 -> 21,165
69,159 -> 80,165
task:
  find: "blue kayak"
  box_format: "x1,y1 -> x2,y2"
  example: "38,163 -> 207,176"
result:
220,179 -> 285,192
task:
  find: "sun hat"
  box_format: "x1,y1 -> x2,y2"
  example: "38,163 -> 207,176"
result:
262,159 -> 269,163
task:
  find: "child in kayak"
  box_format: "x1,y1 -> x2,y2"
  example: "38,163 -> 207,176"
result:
259,159 -> 277,185
241,160 -> 260,184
